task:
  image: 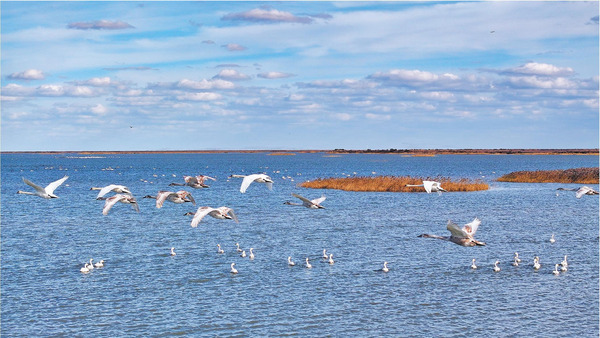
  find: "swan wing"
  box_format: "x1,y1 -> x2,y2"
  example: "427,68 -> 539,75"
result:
311,195 -> 326,205
191,206 -> 214,227
240,174 -> 259,193
226,208 -> 239,223
129,196 -> 140,213
200,175 -> 217,182
97,184 -> 118,199
44,175 -> 69,194
156,191 -> 174,209
463,217 -> 481,236
102,195 -> 123,215
576,186 -> 593,198
447,220 -> 469,238
292,193 -> 313,204
423,181 -> 435,193
184,192 -> 196,205
22,177 -> 46,194
266,180 -> 273,191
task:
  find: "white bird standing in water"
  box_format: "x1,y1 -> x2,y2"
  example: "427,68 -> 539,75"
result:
471,258 -> 477,269
184,206 -> 238,227
17,176 -> 69,199
284,193 -> 326,209
91,184 -> 131,199
405,180 -> 447,194
229,174 -> 273,193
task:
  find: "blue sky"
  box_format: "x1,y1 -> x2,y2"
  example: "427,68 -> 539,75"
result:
1,1 -> 598,151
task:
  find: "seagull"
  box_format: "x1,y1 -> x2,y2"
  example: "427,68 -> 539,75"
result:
101,194 -> 140,215
144,190 -> 195,208
471,258 -> 477,269
493,260 -> 500,272
418,218 -> 486,247
217,244 -> 224,254
169,175 -> 216,189
94,260 -> 105,268
405,180 -> 447,194
184,206 -> 238,228
305,257 -> 312,269
17,176 -> 68,199
284,193 -> 326,209
230,263 -> 238,274
553,264 -> 560,275
288,256 -> 296,266
91,184 -> 131,199
170,247 -> 176,256
229,174 -> 273,193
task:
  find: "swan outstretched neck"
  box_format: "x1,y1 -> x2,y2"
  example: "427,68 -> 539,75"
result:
231,174 -> 273,193
18,176 -> 68,199
418,218 -> 485,247
406,180 -> 447,194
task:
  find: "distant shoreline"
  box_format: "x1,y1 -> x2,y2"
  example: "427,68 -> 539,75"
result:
1,149 -> 598,155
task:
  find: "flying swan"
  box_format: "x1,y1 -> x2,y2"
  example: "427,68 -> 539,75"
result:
17,176 -> 69,199
143,190 -> 195,208
418,217 -> 485,247
91,184 -> 132,199
184,206 -> 238,227
406,180 -> 447,194
284,193 -> 326,209
101,194 -> 140,215
169,175 -> 216,189
229,174 -> 273,193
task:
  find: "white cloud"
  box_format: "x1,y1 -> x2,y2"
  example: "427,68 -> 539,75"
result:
213,69 -> 251,81
507,76 -> 576,89
222,8 -> 314,24
8,69 -> 45,80
91,104 -> 108,115
67,20 -> 134,30
222,43 -> 247,51
508,62 -> 574,77
176,78 -> 235,90
258,71 -> 295,79
176,92 -> 222,101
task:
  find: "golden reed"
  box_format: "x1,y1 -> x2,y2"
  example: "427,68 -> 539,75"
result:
497,167 -> 599,184
300,176 -> 489,192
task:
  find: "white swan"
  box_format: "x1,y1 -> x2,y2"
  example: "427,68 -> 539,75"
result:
80,263 -> 90,273
249,248 -> 255,260
87,259 -> 94,270
284,193 -> 326,209
185,206 -> 238,228
94,260 -> 105,268
101,194 -> 140,215
170,175 -> 216,189
230,263 -> 238,274
240,250 -> 246,258
217,244 -> 224,254
561,255 -> 568,268
230,174 -> 273,193
533,256 -> 541,270
17,176 -> 69,199
553,264 -> 560,275
512,258 -> 519,267
144,190 -> 195,208
406,180 -> 447,194
418,218 -> 485,247
514,252 -> 521,263
471,258 -> 477,269
305,257 -> 312,269
381,261 -> 389,272
91,184 -> 131,199
288,256 -> 295,266
322,249 -> 328,259
550,234 -> 555,243
236,243 -> 242,252
328,253 -> 334,265
576,186 -> 599,199
560,264 -> 568,272
493,260 -> 500,272
170,247 -> 176,256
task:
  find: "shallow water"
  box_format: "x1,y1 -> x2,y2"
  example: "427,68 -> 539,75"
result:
1,153 -> 598,336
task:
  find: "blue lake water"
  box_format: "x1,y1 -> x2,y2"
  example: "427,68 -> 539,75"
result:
1,153 -> 598,336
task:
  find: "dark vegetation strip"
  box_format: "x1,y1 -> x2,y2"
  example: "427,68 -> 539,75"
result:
497,167 -> 599,184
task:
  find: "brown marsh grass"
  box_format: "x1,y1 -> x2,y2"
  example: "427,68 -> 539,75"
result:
497,167 -> 599,184
300,176 -> 489,192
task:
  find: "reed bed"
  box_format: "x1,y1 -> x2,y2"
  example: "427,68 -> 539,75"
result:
300,176 -> 489,192
497,167 -> 599,184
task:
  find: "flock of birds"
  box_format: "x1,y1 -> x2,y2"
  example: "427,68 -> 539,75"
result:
16,173 -> 597,276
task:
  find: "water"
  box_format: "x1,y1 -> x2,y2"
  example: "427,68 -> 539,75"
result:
1,153 -> 598,337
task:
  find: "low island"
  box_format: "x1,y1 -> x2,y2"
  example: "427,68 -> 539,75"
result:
300,176 -> 489,192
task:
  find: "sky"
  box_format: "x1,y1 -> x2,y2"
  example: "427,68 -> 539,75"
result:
1,1 -> 598,151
